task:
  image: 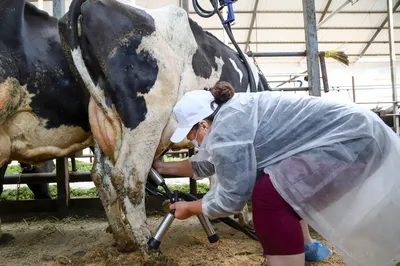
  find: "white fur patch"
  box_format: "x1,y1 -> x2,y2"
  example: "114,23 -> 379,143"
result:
229,58 -> 243,84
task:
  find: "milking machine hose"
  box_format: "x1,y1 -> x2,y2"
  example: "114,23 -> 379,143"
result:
192,0 -> 259,93
145,179 -> 259,241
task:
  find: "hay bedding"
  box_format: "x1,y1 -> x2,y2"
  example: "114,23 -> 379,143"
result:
0,215 -> 345,266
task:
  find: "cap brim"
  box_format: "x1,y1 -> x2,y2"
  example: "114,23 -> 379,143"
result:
170,126 -> 193,143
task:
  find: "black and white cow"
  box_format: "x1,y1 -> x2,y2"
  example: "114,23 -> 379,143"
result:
0,0 -> 92,167
0,0 -> 94,243
62,0 -> 268,252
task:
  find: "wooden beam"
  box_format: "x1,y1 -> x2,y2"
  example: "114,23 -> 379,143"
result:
56,158 -> 70,218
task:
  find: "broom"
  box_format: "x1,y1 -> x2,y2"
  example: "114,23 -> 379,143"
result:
323,50 -> 349,66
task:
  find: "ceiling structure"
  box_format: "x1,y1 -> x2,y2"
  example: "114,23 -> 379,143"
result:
29,0 -> 400,65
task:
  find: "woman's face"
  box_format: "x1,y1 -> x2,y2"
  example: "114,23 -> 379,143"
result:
186,120 -> 210,146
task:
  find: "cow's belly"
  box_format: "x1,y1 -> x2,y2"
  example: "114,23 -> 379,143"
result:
0,112 -> 93,165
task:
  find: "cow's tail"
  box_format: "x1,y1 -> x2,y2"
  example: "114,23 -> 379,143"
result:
67,0 -> 115,123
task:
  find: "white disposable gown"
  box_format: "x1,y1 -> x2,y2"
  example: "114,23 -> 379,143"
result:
189,91 -> 400,266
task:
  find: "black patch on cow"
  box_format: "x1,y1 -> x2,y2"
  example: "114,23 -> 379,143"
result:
76,0 -> 158,130
0,0 -> 90,131
189,19 -> 254,92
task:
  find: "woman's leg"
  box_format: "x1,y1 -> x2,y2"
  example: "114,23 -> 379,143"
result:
300,220 -> 313,245
252,174 -> 304,266
301,220 -> 332,262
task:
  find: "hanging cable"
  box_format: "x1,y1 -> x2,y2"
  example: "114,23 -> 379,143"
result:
192,0 -> 260,92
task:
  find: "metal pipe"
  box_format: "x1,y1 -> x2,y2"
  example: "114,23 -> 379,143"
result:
276,70 -> 308,88
52,0 -> 64,18
317,0 -> 357,29
244,0 -> 260,52
319,0 -> 333,23
358,0 -> 400,60
207,26 -> 400,31
247,51 -> 306,57
352,76 -> 356,103
387,0 -> 400,134
181,0 -> 189,13
272,87 -> 310,92
355,101 -> 398,104
189,10 -> 398,15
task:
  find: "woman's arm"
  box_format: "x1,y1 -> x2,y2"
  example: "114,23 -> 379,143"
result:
153,159 -> 194,177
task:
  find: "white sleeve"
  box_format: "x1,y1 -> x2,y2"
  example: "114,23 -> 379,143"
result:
200,108 -> 257,219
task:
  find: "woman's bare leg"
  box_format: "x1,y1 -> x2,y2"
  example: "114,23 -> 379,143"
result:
266,254 -> 305,266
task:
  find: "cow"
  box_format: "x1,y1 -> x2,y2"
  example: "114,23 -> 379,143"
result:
62,0 -> 268,253
0,0 -> 93,243
0,160 -> 55,200
0,0 -> 256,251
370,105 -> 399,130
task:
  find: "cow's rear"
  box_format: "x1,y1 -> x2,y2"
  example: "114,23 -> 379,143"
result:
0,0 -> 92,167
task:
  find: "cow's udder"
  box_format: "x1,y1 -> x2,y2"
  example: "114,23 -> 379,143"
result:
89,97 -> 117,162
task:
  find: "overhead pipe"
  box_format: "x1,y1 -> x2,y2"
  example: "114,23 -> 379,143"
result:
317,0 -> 359,29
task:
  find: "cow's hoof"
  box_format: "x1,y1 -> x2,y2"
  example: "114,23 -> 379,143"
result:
0,233 -> 15,245
105,225 -> 113,234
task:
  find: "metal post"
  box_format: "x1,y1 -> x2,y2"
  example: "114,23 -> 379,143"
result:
181,0 -> 189,14
52,0 -> 65,19
302,0 -> 321,96
352,76 -> 356,103
387,0 -> 400,134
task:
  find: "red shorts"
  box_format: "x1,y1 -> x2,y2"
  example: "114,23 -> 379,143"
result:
252,174 -> 304,256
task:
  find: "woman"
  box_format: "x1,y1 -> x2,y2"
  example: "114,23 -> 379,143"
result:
153,150 -> 332,263
166,81 -> 400,266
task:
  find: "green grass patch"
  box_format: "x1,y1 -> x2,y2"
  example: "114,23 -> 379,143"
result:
162,155 -> 188,162
1,183 -> 208,201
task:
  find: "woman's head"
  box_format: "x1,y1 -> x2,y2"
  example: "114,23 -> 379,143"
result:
170,81 -> 235,145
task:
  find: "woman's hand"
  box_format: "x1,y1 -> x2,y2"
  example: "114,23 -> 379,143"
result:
169,200 -> 203,220
169,201 -> 193,220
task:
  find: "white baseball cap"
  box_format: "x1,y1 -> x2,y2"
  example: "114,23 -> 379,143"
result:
170,90 -> 218,143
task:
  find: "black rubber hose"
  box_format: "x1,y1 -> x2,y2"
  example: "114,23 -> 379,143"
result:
192,0 -> 219,18
192,0 -> 258,92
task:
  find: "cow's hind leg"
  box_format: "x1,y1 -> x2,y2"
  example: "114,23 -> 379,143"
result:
108,118 -> 176,259
91,144 -> 136,252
